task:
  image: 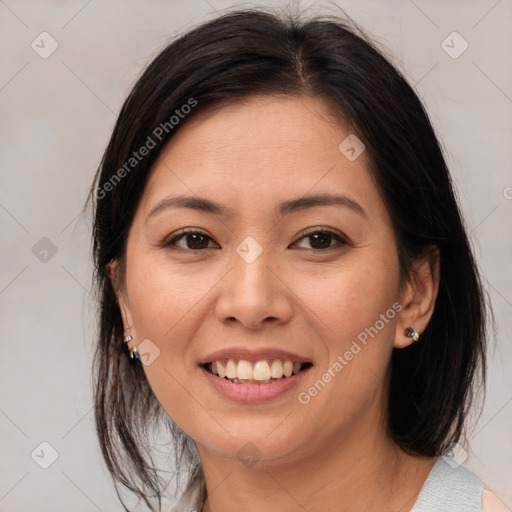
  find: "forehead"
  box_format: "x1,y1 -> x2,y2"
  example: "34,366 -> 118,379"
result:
139,95 -> 380,217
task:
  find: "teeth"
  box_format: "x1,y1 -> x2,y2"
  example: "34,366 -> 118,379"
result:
253,361 -> 271,381
225,359 -> 237,379
270,359 -> 283,378
208,358 -> 308,382
237,360 -> 253,380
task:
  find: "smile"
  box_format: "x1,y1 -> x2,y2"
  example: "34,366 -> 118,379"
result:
203,358 -> 313,384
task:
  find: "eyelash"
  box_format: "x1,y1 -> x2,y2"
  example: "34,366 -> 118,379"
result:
161,227 -> 348,253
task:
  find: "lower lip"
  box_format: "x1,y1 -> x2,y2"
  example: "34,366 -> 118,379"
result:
199,365 -> 312,403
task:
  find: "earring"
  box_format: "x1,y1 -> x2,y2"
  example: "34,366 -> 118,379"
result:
405,326 -> 420,342
129,346 -> 141,361
123,335 -> 140,360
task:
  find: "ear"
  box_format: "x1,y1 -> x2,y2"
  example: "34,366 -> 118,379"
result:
107,259 -> 136,339
394,246 -> 440,349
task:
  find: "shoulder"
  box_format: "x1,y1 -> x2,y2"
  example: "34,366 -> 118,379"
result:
410,456 -> 484,512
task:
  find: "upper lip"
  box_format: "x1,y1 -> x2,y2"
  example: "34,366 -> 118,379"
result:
198,347 -> 313,365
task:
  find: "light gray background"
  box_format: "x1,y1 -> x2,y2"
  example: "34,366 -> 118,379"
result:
1,0 -> 511,510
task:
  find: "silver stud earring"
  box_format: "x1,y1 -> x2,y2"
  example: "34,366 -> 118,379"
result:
405,326 -> 420,342
129,346 -> 141,361
123,335 -> 140,360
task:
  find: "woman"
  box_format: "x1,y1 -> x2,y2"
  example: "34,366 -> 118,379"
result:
88,8 -> 493,512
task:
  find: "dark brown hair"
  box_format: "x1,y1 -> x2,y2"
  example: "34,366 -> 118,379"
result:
86,7 -> 490,511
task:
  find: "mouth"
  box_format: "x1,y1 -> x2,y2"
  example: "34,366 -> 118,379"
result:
201,358 -> 314,384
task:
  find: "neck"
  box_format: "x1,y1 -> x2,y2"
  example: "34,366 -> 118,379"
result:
197,421 -> 435,512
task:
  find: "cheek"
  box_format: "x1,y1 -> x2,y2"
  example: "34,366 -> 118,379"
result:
124,259 -> 212,430
126,256 -> 210,344
289,249 -> 400,406
294,252 -> 399,343
287,293 -> 395,442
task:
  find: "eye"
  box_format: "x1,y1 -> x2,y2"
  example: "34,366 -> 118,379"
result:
162,228 -> 218,251
162,227 -> 348,252
293,228 -> 348,251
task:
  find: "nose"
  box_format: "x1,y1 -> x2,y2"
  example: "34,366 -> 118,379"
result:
214,247 -> 293,330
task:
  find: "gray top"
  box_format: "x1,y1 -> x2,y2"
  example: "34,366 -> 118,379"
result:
170,456 -> 484,512
409,456 -> 483,511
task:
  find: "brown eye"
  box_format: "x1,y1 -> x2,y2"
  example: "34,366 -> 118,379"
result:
163,229 -> 217,251
294,229 -> 347,251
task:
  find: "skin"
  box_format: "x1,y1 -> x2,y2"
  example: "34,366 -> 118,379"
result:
111,95 -> 440,512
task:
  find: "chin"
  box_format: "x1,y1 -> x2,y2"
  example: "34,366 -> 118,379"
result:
194,427 -> 314,467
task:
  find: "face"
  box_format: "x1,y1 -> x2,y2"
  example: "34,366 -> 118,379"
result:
115,95 -> 412,466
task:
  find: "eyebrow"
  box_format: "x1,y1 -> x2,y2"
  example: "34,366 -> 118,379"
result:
146,193 -> 367,222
